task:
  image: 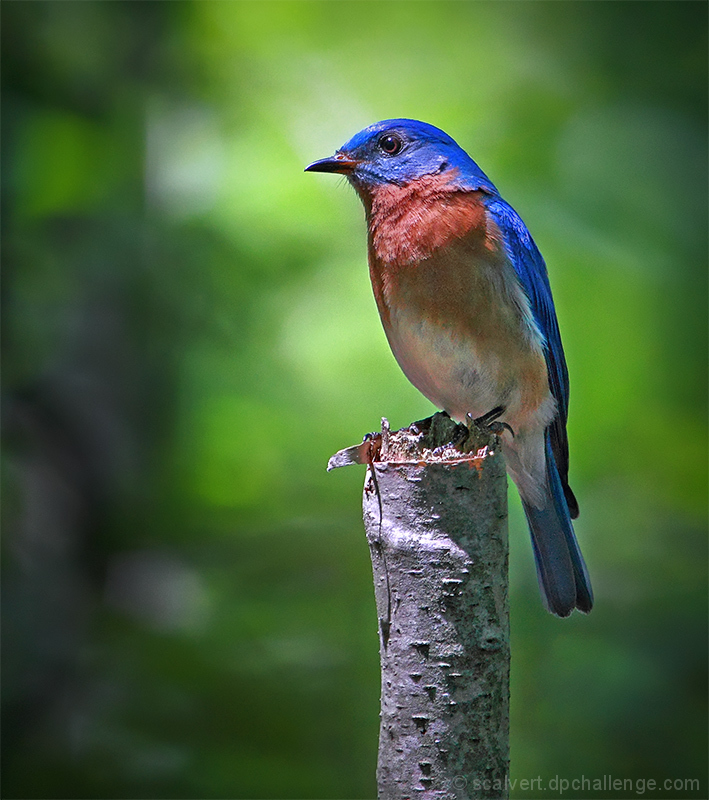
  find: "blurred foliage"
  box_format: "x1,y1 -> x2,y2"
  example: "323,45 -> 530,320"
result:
1,2 -> 707,799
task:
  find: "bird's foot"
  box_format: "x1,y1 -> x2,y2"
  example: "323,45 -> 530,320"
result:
466,405 -> 515,438
406,411 -> 449,436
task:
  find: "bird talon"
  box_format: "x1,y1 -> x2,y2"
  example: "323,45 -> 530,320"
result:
449,425 -> 470,448
489,420 -> 515,438
467,406 -> 515,438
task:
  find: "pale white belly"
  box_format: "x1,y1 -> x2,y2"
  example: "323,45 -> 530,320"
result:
383,305 -> 557,508
385,308 -> 501,421
384,304 -> 556,432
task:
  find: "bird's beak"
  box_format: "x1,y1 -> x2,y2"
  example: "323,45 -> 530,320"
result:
305,151 -> 358,175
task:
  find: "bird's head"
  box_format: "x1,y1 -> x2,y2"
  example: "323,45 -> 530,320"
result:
305,119 -> 497,195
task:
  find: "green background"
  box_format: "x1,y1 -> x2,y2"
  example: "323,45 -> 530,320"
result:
2,2 -> 706,798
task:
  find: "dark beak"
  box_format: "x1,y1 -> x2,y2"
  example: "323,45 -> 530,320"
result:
305,152 -> 358,175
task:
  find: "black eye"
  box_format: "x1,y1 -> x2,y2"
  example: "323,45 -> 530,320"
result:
378,134 -> 403,155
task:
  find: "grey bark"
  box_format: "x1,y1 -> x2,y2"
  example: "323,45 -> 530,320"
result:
362,419 -> 509,799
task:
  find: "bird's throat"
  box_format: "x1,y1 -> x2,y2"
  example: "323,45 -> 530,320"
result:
361,176 -> 491,267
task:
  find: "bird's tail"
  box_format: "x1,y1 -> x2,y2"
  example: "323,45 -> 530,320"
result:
522,431 -> 593,617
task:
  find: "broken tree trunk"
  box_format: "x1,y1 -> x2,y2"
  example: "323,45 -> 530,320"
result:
331,412 -> 509,799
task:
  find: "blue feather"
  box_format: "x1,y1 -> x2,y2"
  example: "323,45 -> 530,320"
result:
523,431 -> 593,616
488,197 -> 579,517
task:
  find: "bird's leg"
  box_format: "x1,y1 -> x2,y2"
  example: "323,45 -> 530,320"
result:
421,411 -> 466,455
407,411 -> 449,436
447,420 -> 472,448
467,405 -> 515,438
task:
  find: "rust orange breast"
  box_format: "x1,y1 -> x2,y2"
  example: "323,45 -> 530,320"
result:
361,173 -> 494,268
360,175 -> 506,333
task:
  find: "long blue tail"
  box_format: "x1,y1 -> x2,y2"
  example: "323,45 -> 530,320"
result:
522,431 -> 593,617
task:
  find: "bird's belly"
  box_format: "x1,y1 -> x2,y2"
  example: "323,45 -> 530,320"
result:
383,303 -> 553,434
384,308 -> 500,418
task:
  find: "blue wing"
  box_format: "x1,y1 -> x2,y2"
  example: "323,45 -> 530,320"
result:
485,195 -> 592,615
486,196 -> 578,518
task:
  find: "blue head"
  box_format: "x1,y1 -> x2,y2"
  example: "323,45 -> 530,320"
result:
306,119 -> 497,194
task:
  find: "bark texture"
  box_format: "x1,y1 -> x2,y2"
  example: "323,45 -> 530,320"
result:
363,434 -> 509,799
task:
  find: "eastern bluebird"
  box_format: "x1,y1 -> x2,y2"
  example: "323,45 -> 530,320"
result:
306,119 -> 592,617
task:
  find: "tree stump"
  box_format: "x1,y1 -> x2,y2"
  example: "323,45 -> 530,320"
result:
332,413 -> 509,799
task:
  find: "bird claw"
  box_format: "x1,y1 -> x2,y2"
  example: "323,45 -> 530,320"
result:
466,406 -> 515,438
407,412 -> 450,437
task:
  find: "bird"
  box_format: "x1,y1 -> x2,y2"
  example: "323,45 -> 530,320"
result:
306,119 -> 592,617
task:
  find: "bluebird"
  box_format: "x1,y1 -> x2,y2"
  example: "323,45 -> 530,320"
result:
306,119 -> 592,617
